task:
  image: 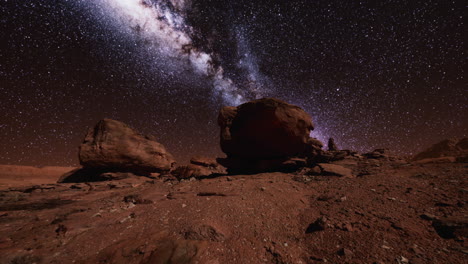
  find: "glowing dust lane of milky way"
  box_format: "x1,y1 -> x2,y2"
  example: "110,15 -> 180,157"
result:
81,0 -> 252,106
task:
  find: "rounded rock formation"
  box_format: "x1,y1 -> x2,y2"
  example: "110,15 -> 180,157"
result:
79,119 -> 175,173
218,98 -> 318,159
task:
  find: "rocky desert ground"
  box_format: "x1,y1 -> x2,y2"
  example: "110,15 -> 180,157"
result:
0,98 -> 466,264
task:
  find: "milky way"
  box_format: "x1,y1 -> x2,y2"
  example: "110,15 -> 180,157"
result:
88,0 -> 252,105
0,0 -> 466,165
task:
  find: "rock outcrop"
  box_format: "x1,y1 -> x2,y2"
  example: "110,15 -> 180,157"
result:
79,119 -> 175,173
59,119 -> 175,183
413,138 -> 468,162
328,138 -> 338,151
364,149 -> 389,159
217,98 -> 322,173
172,157 -> 226,180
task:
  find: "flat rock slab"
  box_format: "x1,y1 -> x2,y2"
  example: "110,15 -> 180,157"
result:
318,163 -> 354,177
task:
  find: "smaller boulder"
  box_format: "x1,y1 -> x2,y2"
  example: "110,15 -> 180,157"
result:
172,165 -> 213,180
172,157 -> 226,179
317,163 -> 354,178
79,119 -> 175,173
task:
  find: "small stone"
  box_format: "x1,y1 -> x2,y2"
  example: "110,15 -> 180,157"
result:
381,245 -> 391,250
260,187 -> 266,191
55,224 -> 67,236
420,213 -> 437,221
337,248 -> 353,257
354,210 -> 365,216
182,204 -> 187,208
343,223 -> 353,231
310,256 -> 327,262
396,256 -> 408,264
410,244 -> 423,255
317,195 -> 333,201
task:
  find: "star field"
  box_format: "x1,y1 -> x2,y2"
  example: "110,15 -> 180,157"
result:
0,0 -> 466,166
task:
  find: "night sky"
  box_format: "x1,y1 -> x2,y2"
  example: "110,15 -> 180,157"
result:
0,0 -> 466,166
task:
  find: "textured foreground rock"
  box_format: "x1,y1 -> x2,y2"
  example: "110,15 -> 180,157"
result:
79,119 -> 175,173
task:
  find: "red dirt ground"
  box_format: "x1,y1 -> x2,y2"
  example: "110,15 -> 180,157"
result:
0,158 -> 466,264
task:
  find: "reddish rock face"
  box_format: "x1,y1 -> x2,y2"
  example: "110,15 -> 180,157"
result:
413,138 -> 468,161
79,119 -> 175,173
218,98 -> 318,159
172,157 -> 227,180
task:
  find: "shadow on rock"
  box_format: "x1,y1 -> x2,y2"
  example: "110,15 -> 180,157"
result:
57,168 -> 149,183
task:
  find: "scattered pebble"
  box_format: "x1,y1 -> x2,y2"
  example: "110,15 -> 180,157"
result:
420,213 -> 437,221
396,256 -> 409,264
337,248 -> 353,257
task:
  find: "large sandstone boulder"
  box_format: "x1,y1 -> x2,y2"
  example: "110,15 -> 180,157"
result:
218,98 -> 320,159
79,119 -> 175,173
